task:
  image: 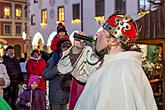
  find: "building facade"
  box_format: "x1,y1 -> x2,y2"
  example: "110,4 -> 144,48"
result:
28,0 -> 139,54
0,0 -> 28,59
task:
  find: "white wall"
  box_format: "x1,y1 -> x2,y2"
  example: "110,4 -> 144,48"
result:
29,0 -> 139,47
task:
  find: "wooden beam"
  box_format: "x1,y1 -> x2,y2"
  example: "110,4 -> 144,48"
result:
162,43 -> 165,110
136,39 -> 165,45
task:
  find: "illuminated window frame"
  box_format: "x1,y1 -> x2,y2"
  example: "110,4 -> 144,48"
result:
41,9 -> 47,24
57,6 -> 64,22
16,8 -> 22,17
4,7 -> 11,17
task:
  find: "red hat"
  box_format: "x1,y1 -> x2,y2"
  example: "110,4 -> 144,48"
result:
28,74 -> 40,85
103,13 -> 138,44
31,49 -> 40,56
57,23 -> 67,33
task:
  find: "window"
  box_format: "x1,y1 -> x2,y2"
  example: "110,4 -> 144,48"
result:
25,24 -> 27,33
4,7 -> 10,16
16,25 -> 22,35
34,0 -> 38,3
95,0 -> 104,17
115,0 -> 126,13
31,14 -> 35,25
4,24 -> 11,35
58,6 -> 64,22
25,10 -> 27,18
24,5 -> 28,18
16,8 -> 22,17
138,0 -> 150,12
73,4 -> 80,20
41,9 -> 47,24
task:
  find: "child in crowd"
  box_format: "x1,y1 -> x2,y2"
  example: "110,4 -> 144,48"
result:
50,23 -> 70,52
19,74 -> 46,110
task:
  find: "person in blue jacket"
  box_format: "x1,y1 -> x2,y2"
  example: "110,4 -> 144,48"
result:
44,40 -> 72,110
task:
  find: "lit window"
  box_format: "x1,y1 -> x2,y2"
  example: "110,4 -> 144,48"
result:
58,6 -> 64,22
41,9 -> 47,23
16,8 -> 22,17
4,7 -> 10,16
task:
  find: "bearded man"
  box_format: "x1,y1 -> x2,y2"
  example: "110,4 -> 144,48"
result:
58,12 -> 158,110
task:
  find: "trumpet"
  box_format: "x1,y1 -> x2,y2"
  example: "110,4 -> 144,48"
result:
73,33 -> 96,42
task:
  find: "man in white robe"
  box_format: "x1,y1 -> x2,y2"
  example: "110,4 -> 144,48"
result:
58,12 -> 158,110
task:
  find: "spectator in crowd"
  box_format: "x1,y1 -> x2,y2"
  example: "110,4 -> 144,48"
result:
44,41 -> 72,110
19,74 -> 46,110
3,46 -> 24,110
19,58 -> 27,81
26,49 -> 46,92
50,23 -> 70,52
0,57 -> 10,97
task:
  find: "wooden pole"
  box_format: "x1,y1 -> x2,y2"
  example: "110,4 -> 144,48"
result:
162,42 -> 165,110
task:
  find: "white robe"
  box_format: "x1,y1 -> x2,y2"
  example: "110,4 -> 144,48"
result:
74,51 -> 158,110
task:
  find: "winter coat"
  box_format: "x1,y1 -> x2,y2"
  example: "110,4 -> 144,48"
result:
74,51 -> 158,110
3,56 -> 23,84
50,34 -> 70,52
26,57 -> 46,91
0,64 -> 10,96
44,52 -> 69,104
19,88 -> 46,110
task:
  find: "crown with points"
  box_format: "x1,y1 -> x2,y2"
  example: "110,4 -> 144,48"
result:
103,12 -> 138,44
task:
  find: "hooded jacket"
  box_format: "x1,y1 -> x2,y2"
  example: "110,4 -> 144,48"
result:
26,57 -> 46,91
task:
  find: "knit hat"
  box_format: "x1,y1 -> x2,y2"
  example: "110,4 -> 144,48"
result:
31,49 -> 40,56
28,74 -> 40,85
60,40 -> 72,49
57,23 -> 67,33
103,12 -> 138,44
